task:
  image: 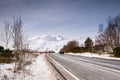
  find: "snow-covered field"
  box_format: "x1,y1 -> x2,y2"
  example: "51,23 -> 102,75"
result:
0,54 -> 63,80
68,52 -> 120,60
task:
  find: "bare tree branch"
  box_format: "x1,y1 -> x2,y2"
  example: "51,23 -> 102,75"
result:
1,21 -> 12,49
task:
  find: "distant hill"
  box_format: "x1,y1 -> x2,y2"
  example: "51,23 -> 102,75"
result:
29,35 -> 68,52
29,35 -> 87,53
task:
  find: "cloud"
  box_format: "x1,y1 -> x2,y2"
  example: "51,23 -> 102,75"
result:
0,0 -> 120,39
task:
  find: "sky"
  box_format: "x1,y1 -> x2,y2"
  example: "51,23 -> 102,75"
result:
0,0 -> 120,39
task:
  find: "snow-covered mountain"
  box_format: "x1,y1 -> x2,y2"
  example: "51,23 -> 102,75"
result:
29,35 -> 68,52
29,35 -> 87,52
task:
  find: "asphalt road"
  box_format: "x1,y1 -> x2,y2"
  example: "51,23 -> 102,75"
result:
47,53 -> 120,80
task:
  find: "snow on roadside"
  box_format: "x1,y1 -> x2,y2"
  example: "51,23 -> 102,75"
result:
68,52 -> 120,60
0,54 -> 63,80
25,53 -> 63,80
0,63 -> 15,80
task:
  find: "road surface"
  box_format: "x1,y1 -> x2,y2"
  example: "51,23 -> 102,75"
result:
47,53 -> 120,80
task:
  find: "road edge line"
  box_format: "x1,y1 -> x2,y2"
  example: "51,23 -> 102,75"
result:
46,54 -> 66,80
47,54 -> 80,80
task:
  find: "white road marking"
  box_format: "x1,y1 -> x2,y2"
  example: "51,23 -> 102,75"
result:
47,54 -> 80,80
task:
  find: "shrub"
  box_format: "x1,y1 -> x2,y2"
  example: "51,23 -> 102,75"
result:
113,47 -> 120,57
3,49 -> 12,57
0,48 -> 13,58
72,47 -> 80,53
0,46 -> 4,53
0,58 -> 12,63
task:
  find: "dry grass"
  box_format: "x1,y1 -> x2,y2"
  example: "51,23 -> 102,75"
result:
23,60 -> 32,66
0,58 -> 13,63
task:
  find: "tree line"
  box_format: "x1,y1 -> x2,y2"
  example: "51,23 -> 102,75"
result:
60,37 -> 94,53
60,14 -> 120,57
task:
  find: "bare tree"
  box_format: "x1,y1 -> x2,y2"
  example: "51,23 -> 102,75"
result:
1,22 -> 12,49
12,17 -> 25,70
98,24 -> 104,34
115,15 -> 120,47
95,14 -> 120,53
